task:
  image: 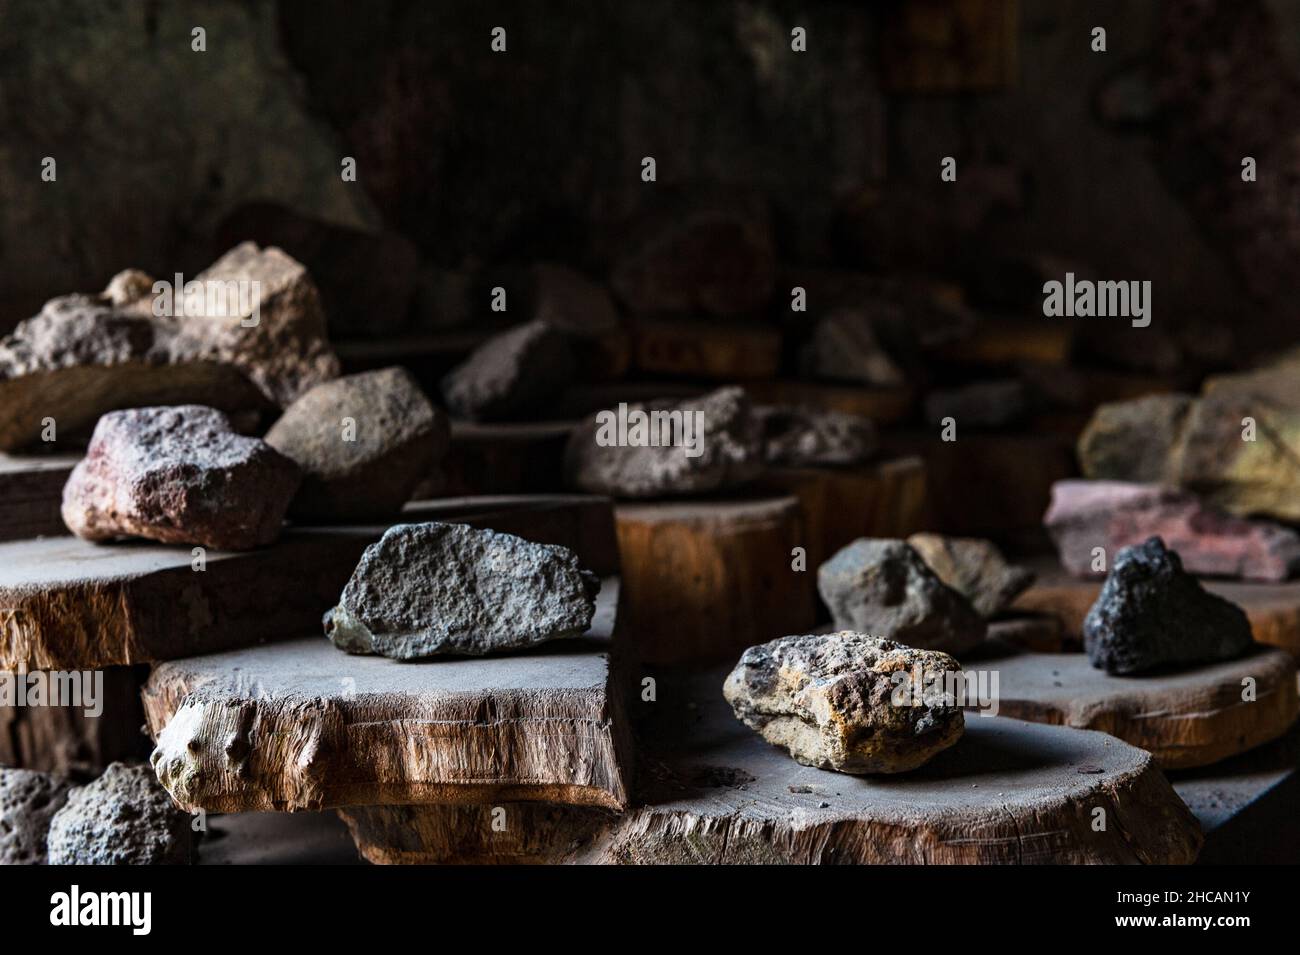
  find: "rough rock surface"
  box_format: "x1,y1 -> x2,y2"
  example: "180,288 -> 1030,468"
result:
755,404 -> 877,466
265,367 -> 448,522
61,405 -> 301,550
1084,537 -> 1256,675
324,522 -> 600,659
906,533 -> 1035,618
565,386 -> 764,498
723,632 -> 965,774
1204,349 -> 1300,411
1077,393 -> 1194,485
800,307 -> 906,386
0,768 -> 73,865
817,539 -> 987,655
441,320 -> 575,421
46,763 -> 193,865
923,379 -> 1027,429
1046,480 -> 1300,582
0,244 -> 339,451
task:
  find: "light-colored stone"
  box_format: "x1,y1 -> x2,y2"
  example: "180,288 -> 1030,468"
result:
0,768 -> 72,865
907,533 -> 1035,618
755,404 -> 876,466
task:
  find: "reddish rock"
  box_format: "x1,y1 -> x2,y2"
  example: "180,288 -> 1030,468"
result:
62,405 -> 300,550
1045,480 -> 1300,582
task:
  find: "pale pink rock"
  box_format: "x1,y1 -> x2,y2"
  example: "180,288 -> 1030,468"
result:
1045,480 -> 1300,582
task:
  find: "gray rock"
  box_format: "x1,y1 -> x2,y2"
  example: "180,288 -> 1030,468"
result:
46,762 -> 193,865
817,539 -> 987,655
906,533 -> 1036,618
800,307 -> 906,386
324,522 -> 600,659
564,386 -> 763,498
265,367 -> 449,522
1084,537 -> 1255,675
61,405 -> 301,551
441,319 -> 575,421
723,631 -> 965,774
1077,393 -> 1195,485
923,379 -> 1027,429
755,404 -> 876,466
0,768 -> 72,865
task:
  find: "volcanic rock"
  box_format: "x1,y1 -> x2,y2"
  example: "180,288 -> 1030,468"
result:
61,405 -> 301,550
441,320 -> 575,421
1083,537 -> 1255,675
906,533 -> 1036,618
817,539 -> 987,655
324,522 -> 600,659
723,631 -> 965,774
800,307 -> 906,386
265,367 -> 448,522
565,386 -> 763,498
1046,480 -> 1300,582
923,379 -> 1027,429
0,768 -> 73,865
46,762 -> 193,865
755,404 -> 877,466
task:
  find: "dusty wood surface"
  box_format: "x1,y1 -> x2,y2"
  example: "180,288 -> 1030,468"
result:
744,379 -> 915,426
976,646 -> 1299,769
0,495 -> 619,669
0,452 -> 80,542
934,319 -> 1074,367
342,668 -> 1202,864
143,579 -> 631,813
986,615 -> 1065,653
436,421 -> 576,496
759,456 -> 928,569
614,496 -> 815,665
628,317 -> 781,380
1014,558 -> 1300,656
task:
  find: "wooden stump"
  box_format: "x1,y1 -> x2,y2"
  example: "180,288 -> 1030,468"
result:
0,452 -> 79,542
1014,559 -> 1300,657
935,319 -> 1074,367
745,379 -> 915,426
435,420 -> 576,496
759,456 -> 928,569
143,579 -> 631,813
629,317 -> 781,380
980,647 -> 1300,769
614,496 -> 815,665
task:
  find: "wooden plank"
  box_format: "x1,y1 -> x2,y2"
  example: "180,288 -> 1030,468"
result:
435,420 -> 575,495
745,379 -> 915,425
628,317 -> 782,380
881,0 -> 1020,93
0,452 -> 79,542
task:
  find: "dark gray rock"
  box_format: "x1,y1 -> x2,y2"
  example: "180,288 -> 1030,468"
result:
755,405 -> 876,467
46,762 -> 193,865
1083,537 -> 1256,675
723,631 -> 965,774
923,379 -> 1027,429
817,539 -> 987,655
441,319 -> 575,421
799,307 -> 906,386
0,768 -> 72,865
324,522 -> 600,659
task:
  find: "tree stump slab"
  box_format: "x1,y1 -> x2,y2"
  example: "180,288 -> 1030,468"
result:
142,579 -> 631,813
0,452 -> 79,542
744,380 -> 915,426
436,421 -> 576,496
981,647 -> 1299,769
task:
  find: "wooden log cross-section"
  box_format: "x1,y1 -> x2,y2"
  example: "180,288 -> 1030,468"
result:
0,452 -> 80,542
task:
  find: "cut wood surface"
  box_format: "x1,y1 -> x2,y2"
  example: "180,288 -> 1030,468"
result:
143,579 -> 631,813
341,668 -> 1202,864
0,495 -> 619,669
436,420 -> 576,495
977,646 -> 1299,769
935,319 -> 1074,367
614,496 -> 815,665
744,379 -> 915,426
629,317 -> 782,380
1014,558 -> 1300,656
0,452 -> 80,542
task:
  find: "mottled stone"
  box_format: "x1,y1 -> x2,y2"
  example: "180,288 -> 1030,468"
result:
800,307 -> 906,386
1083,537 -> 1255,675
1204,349 -> 1300,411
265,367 -> 448,522
0,768 -> 72,865
324,522 -> 600,659
755,404 -> 877,466
441,320 -> 575,421
723,631 -> 964,773
61,405 -> 301,550
564,386 -> 763,498
46,762 -> 193,865
923,379 -> 1027,429
1046,480 -> 1300,582
1077,393 -> 1193,485
907,533 -> 1035,618
817,539 -> 987,655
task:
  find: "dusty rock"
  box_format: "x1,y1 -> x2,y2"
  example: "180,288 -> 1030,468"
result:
324,522 -> 600,659
817,539 -> 987,654
1083,537 -> 1255,675
755,404 -> 876,466
530,264 -> 628,380
1046,480 -> 1300,582
265,367 -> 448,522
46,762 -> 193,865
565,386 -> 764,498
723,632 -> 965,774
800,307 -> 906,386
1204,348 -> 1300,411
923,379 -> 1027,429
0,768 -> 73,865
906,533 -> 1035,618
1077,393 -> 1193,485
441,320 -> 575,421
61,405 -> 301,550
